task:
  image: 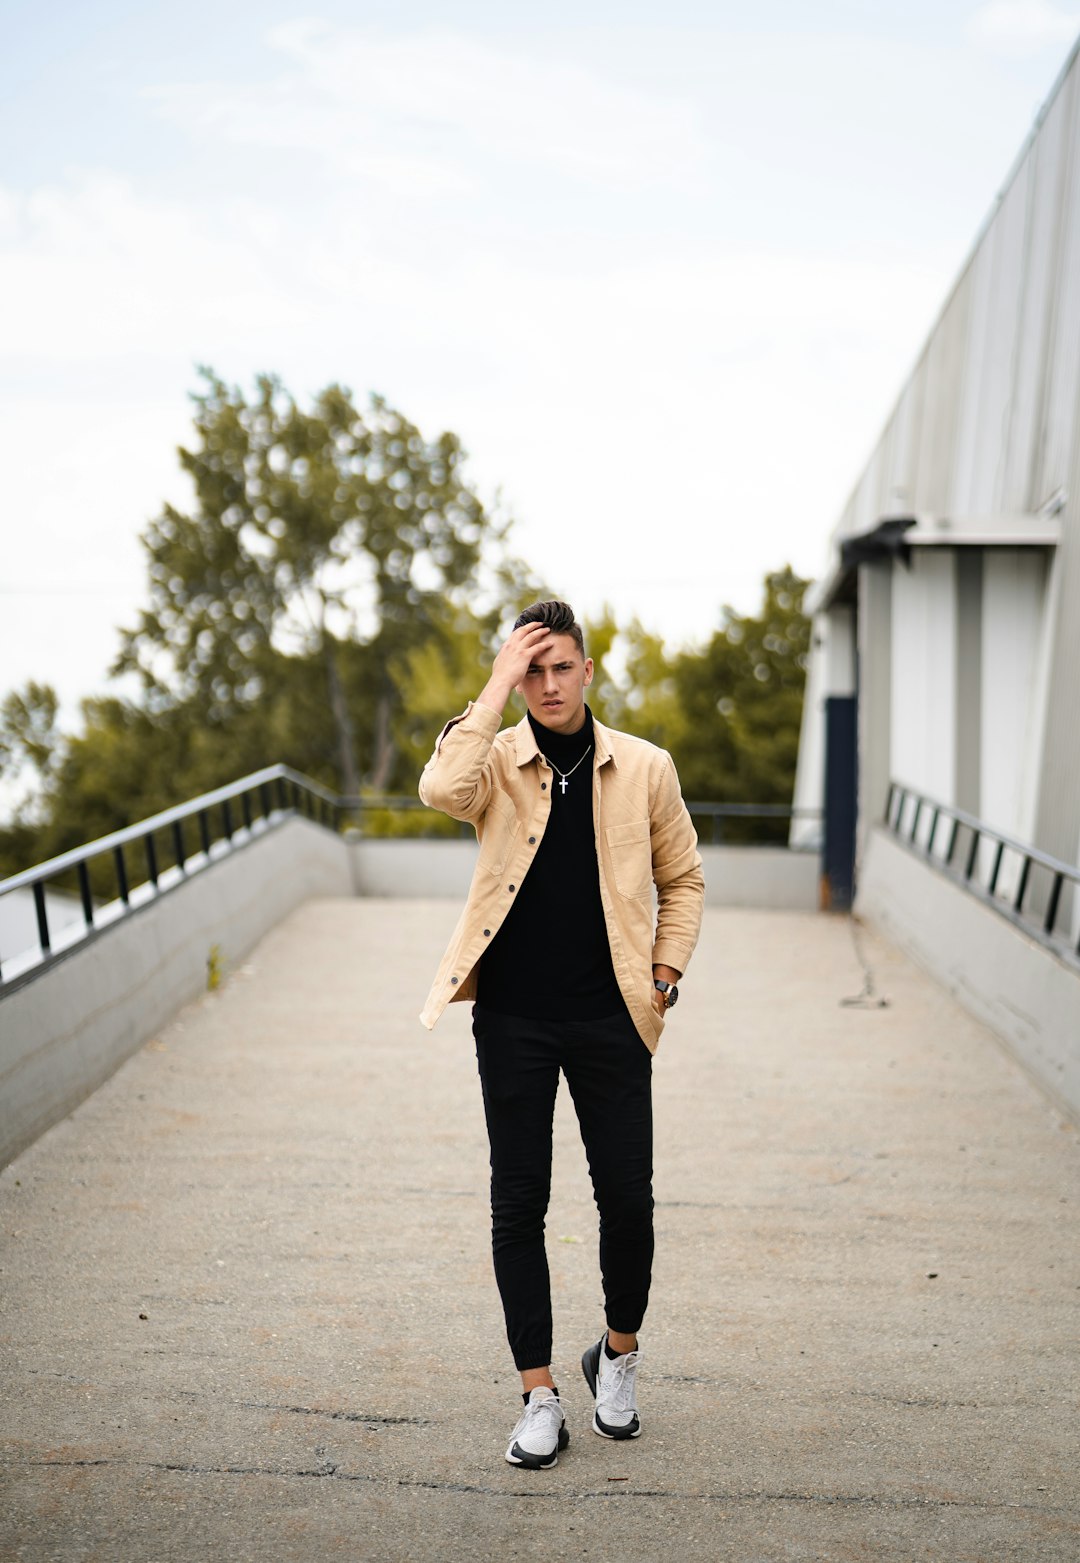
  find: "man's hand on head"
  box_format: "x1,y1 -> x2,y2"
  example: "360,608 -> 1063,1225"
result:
477,623 -> 555,716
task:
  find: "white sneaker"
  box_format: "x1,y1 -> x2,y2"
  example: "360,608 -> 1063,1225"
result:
581,1333 -> 641,1439
504,1387 -> 570,1469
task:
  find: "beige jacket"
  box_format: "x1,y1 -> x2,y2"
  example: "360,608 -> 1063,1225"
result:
418,702 -> 705,1052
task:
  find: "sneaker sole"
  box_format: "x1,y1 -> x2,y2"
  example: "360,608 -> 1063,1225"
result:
581,1339 -> 642,1440
591,1411 -> 641,1440
505,1427 -> 570,1469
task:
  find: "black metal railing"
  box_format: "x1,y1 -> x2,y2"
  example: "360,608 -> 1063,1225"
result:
885,781 -> 1080,964
0,765 -> 341,990
338,794 -> 474,839
686,802 -> 821,847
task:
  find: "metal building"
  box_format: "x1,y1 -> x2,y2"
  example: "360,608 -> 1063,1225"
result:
793,35 -> 1080,1110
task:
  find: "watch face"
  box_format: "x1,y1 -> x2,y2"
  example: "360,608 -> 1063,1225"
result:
667,986 -> 679,1007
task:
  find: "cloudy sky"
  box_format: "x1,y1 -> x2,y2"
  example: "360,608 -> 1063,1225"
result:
2,0 -> 1079,731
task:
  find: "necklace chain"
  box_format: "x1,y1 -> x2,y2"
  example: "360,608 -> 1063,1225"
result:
544,743 -> 593,795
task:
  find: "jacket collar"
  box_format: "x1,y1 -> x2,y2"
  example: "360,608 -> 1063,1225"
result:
513,708 -> 616,769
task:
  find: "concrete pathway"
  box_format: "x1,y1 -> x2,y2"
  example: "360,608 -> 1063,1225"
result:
1,901 -> 1077,1562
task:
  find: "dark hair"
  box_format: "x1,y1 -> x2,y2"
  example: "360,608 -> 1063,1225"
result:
514,599 -> 585,657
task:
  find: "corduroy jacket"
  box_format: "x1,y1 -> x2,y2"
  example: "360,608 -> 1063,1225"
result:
417,701 -> 705,1052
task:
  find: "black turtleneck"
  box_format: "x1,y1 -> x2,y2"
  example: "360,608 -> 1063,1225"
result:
477,706 -> 623,1020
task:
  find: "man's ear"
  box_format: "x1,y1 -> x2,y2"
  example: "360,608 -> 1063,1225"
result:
583,656 -> 594,687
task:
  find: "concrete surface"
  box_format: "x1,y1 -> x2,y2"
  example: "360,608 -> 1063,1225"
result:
0,824 -> 821,1175
857,825 -> 1080,1123
1,901 -> 1078,1563
0,817 -> 353,1170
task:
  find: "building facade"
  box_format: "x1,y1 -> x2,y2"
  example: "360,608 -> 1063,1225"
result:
794,35 -> 1080,934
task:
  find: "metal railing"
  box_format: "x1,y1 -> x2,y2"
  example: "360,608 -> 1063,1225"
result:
0,765 -> 340,989
339,794 -> 474,838
1,770 -> 821,990
885,781 -> 1080,964
687,802 -> 821,846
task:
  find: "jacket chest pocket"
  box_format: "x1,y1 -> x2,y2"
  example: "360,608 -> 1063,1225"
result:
605,818 -> 652,899
480,798 -> 520,875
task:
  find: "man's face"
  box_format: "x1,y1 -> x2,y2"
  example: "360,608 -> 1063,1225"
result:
516,632 -> 594,735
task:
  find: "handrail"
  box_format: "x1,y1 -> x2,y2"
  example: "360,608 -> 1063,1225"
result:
0,765 -> 338,895
885,780 -> 1080,962
0,764 -> 340,988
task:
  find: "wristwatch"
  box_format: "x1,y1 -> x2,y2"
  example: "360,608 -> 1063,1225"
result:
653,979 -> 679,1008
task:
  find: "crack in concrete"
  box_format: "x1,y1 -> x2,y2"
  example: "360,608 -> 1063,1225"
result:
849,1389 -> 984,1409
10,1460 -> 1075,1516
654,1374 -> 715,1385
17,1374 -> 427,1426
237,1401 -> 429,1425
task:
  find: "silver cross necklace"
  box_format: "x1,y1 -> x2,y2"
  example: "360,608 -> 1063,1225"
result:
545,744 -> 593,795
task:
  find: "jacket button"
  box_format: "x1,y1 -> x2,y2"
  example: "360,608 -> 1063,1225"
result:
508,884 -> 515,892
483,928 -> 491,937
541,782 -> 547,790
528,836 -> 536,845
450,976 -> 458,985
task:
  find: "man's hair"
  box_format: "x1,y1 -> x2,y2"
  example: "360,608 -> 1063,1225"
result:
513,599 -> 585,657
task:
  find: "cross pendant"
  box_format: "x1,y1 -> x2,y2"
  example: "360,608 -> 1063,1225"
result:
559,775 -> 568,795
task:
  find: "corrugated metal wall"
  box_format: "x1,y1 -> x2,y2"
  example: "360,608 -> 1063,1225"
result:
831,43 -> 1080,534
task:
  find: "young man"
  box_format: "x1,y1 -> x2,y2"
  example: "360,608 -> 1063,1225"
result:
419,600 -> 704,1469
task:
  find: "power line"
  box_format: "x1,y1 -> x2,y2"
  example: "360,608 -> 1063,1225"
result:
0,585 -> 138,596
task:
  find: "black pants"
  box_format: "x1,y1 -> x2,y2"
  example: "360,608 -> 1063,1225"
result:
472,1003 -> 654,1371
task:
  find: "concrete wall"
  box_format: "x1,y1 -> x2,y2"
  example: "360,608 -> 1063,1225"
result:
700,845 -> 819,910
346,837 -> 479,899
0,817 -> 352,1169
856,825 -> 1080,1122
347,837 -> 820,911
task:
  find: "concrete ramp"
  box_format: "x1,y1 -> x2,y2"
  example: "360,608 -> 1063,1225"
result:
2,902 -> 1077,1561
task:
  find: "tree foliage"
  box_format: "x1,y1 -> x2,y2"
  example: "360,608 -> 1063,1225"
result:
114,369 -> 528,792
576,568 -> 811,825
0,682 -> 60,802
670,564 -> 811,807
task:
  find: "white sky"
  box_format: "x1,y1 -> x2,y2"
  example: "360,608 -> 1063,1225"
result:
2,0 -> 1079,736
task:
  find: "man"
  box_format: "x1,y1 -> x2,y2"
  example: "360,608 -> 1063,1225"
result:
419,600 -> 704,1469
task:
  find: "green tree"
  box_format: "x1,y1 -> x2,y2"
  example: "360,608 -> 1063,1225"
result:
672,565 -> 811,833
0,682 -> 64,875
0,682 -> 62,821
115,369 -> 522,793
591,618 -> 689,752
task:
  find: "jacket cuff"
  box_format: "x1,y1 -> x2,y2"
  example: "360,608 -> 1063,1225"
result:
652,939 -> 694,973
435,700 -> 502,750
